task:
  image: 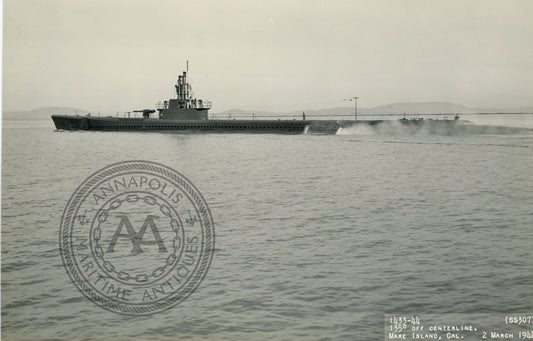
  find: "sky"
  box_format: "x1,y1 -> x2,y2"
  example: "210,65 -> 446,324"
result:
3,0 -> 533,113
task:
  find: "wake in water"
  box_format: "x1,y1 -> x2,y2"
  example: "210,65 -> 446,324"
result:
336,120 -> 533,136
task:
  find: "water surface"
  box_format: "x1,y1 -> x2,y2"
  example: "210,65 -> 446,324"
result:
2,118 -> 533,340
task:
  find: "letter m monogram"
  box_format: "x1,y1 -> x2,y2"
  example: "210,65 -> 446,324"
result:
107,215 -> 168,254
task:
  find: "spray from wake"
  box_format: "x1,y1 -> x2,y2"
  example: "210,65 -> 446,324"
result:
337,124 -> 379,136
336,120 -> 533,136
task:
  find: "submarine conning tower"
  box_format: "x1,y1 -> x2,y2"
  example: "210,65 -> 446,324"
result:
157,63 -> 212,120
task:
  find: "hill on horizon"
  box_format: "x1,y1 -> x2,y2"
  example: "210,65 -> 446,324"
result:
3,106 -> 88,121
218,102 -> 533,117
368,102 -> 479,113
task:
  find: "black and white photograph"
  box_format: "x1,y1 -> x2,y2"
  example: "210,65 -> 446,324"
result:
2,1 -> 533,340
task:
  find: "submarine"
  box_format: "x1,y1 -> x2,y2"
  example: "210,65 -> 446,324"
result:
51,64 -> 471,134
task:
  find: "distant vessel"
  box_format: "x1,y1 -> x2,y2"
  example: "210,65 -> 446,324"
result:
51,64 -> 470,134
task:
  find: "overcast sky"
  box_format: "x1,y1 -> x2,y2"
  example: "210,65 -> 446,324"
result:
3,0 -> 533,112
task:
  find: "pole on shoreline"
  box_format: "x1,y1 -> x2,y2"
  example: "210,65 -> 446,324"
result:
345,97 -> 359,121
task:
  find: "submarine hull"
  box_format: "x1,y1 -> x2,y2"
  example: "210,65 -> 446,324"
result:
51,115 -> 474,134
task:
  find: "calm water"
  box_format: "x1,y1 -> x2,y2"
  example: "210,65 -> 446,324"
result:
2,117 -> 533,340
